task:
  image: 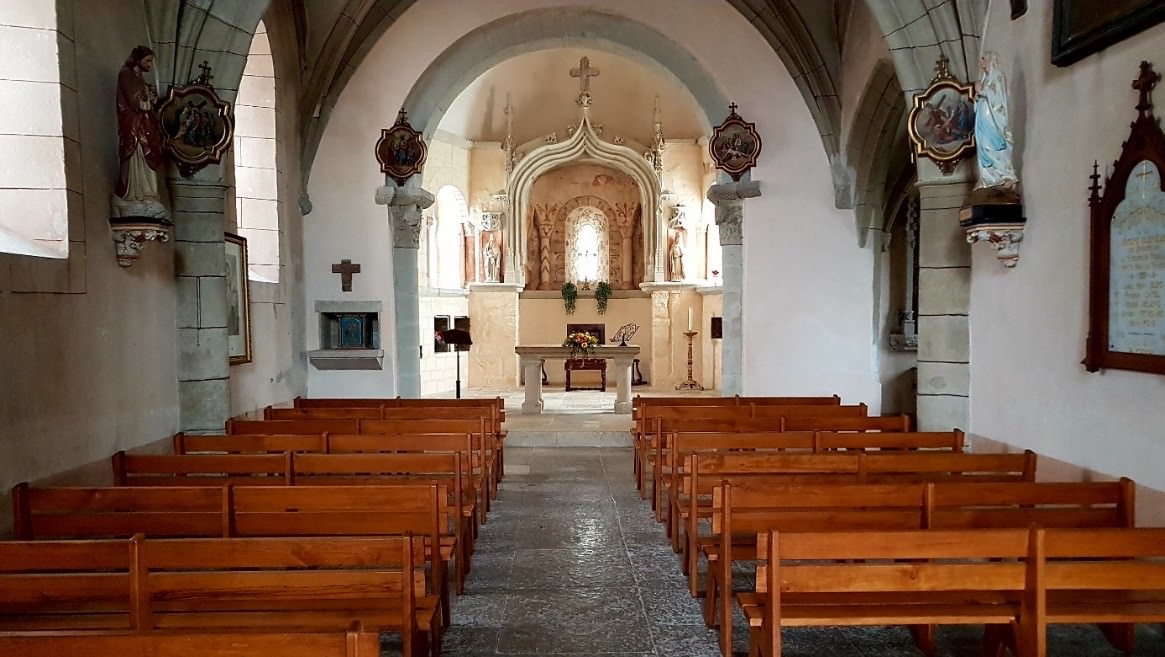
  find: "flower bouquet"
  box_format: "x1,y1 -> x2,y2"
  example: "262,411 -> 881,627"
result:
563,331 -> 600,358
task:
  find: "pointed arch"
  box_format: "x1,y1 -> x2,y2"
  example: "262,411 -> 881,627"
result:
846,59 -> 907,248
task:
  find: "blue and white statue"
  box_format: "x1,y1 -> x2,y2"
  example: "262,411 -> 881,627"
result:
973,52 -> 1020,199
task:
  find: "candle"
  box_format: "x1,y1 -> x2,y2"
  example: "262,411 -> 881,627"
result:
687,308 -> 693,331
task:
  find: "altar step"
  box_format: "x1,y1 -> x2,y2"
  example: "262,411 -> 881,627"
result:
506,428 -> 631,447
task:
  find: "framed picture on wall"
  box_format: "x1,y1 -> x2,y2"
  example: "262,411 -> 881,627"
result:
225,233 -> 252,365
1052,0 -> 1165,67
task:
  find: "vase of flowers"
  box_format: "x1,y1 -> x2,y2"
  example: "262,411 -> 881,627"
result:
563,331 -> 599,358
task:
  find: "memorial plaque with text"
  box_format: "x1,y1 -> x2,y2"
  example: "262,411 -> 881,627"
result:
1109,161 -> 1165,355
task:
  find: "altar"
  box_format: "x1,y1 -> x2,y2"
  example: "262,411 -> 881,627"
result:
515,345 -> 640,414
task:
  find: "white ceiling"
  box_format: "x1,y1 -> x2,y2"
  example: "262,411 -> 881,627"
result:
438,47 -> 709,145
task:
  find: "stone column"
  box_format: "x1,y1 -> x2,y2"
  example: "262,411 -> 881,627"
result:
376,185 -> 435,398
467,283 -> 522,388
171,174 -> 230,432
916,177 -> 972,431
611,354 -> 635,413
707,181 -> 761,396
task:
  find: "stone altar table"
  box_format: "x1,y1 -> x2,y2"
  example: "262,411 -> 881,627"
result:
515,345 -> 640,414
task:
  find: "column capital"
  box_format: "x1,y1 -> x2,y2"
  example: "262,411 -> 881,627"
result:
706,181 -> 762,246
376,185 -> 435,248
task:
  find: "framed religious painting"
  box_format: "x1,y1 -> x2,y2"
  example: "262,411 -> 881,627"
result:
225,233 -> 253,365
157,62 -> 234,178
709,104 -> 762,182
1052,0 -> 1165,67
375,109 -> 428,185
1084,62 -> 1165,375
907,56 -> 975,175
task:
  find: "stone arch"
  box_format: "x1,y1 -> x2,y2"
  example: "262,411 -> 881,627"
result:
863,0 -> 985,98
507,113 -> 661,286
846,59 -> 907,248
401,8 -> 725,140
143,0 -> 271,101
557,195 -> 615,223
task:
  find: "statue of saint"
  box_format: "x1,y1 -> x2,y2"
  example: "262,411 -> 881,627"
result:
483,234 -> 500,283
972,52 -> 1020,202
669,233 -> 686,281
112,46 -> 168,220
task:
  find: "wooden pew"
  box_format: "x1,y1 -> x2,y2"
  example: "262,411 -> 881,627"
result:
714,479 -> 1133,656
630,396 -> 842,486
113,452 -> 293,486
746,528 -> 1031,657
678,451 -> 1038,594
1025,527 -> 1165,657
782,414 -> 911,432
636,406 -> 870,500
174,433 -> 327,454
655,429 -> 964,533
227,418 -> 359,435
0,535 -> 431,657
0,623 -> 382,657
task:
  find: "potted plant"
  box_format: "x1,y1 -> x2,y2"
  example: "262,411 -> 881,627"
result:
561,281 -> 578,314
595,281 -> 612,314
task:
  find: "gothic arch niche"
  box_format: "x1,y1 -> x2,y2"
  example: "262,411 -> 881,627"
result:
525,166 -> 642,290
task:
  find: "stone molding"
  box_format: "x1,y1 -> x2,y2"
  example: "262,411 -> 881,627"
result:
707,181 -> 762,246
966,225 -> 1024,268
376,185 -> 435,248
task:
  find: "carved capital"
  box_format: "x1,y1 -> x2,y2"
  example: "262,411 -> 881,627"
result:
110,221 -> 172,267
965,224 -> 1024,268
384,187 -> 435,249
707,181 -> 761,246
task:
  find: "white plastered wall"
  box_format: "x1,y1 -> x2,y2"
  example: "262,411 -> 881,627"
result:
971,2 -> 1165,495
0,0 -> 176,530
307,0 -> 880,407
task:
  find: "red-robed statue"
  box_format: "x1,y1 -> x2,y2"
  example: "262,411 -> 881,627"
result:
112,45 -> 168,220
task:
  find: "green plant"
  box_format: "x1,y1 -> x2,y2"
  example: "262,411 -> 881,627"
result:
595,281 -> 612,314
561,281 -> 578,314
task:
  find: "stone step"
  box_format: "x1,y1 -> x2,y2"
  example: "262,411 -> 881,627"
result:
505,430 -> 631,447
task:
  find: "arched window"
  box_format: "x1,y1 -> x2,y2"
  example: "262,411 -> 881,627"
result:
703,199 -> 722,284
433,185 -> 468,289
0,3 -> 72,258
233,21 -> 279,282
566,206 -> 609,284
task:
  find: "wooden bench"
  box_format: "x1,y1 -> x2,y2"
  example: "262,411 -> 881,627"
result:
636,405 -> 870,500
0,535 -> 431,657
174,433 -> 327,454
0,622 -> 382,657
678,451 -> 1038,594
11,482 -> 459,629
227,418 -> 359,435
1024,527 -> 1165,657
746,528 -> 1031,657
714,479 -> 1133,656
565,358 -> 606,391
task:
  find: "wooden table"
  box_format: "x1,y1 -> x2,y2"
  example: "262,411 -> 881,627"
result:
565,358 -> 606,392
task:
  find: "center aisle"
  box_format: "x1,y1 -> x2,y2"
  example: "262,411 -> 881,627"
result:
441,446 -> 730,656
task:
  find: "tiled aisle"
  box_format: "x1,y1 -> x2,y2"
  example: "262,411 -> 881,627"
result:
435,447 -> 1162,657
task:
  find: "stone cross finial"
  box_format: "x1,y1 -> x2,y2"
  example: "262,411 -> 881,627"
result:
331,259 -> 361,292
570,56 -> 600,98
195,60 -> 213,85
1133,61 -> 1159,115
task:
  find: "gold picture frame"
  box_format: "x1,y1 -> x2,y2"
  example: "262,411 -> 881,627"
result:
225,233 -> 252,365
907,56 -> 976,175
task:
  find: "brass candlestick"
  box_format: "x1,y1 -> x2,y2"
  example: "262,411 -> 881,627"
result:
676,330 -> 705,391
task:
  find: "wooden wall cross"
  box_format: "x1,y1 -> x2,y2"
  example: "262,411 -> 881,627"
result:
331,259 -> 361,292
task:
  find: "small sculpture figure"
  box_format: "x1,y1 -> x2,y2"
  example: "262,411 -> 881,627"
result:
971,52 -> 1020,202
669,236 -> 686,281
113,46 -> 168,220
483,235 -> 500,283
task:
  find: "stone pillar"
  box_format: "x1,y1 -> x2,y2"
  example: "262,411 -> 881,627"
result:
171,174 -> 230,432
376,185 -> 435,398
707,181 -> 761,396
468,283 -> 522,388
916,178 -> 972,431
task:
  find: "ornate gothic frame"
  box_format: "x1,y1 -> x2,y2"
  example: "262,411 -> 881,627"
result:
506,112 -> 662,286
1084,62 -> 1165,375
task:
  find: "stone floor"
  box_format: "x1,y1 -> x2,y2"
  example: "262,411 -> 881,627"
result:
394,446 -> 1162,657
